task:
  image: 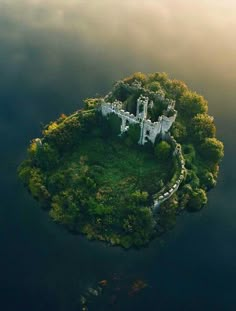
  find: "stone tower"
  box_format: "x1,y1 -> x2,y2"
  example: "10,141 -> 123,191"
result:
136,95 -> 149,120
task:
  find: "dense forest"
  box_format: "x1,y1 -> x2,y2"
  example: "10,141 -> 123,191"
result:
18,72 -> 224,248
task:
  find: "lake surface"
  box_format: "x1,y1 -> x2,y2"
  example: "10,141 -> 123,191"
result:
1,1 -> 236,310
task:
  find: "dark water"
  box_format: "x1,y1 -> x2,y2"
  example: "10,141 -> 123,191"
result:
1,1 -> 236,310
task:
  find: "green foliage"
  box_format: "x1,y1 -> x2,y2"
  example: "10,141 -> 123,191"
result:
198,169 -> 216,190
154,141 -> 172,161
50,191 -> 80,229
17,160 -> 32,185
106,113 -> 121,136
125,94 -> 139,114
131,191 -> 149,205
126,123 -> 140,144
28,168 -> 50,203
187,188 -> 207,212
43,116 -> 81,151
200,137 -> 224,163
178,91 -> 208,118
28,141 -> 59,170
157,194 -> 178,231
185,170 -> 200,188
165,79 -> 188,100
83,98 -> 100,110
148,99 -> 167,121
148,72 -> 169,85
191,114 -> 216,142
171,122 -> 187,143
147,81 -> 162,92
123,72 -> 147,85
112,81 -> 132,102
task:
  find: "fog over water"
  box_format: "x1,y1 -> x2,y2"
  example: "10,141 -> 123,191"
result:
1,1 -> 236,310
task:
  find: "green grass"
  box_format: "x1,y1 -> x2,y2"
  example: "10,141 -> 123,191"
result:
60,135 -> 174,203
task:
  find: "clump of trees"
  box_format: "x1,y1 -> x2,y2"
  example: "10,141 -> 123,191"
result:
107,71 -> 223,213
18,108 -> 172,248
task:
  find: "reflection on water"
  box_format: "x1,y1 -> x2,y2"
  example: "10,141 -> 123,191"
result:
1,0 -> 236,310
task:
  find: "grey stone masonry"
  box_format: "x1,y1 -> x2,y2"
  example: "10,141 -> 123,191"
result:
152,134 -> 187,212
100,94 -> 177,145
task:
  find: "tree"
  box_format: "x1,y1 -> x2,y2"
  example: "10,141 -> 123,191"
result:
155,141 -> 172,161
29,142 -> 59,170
199,169 -> 216,190
123,72 -> 147,85
131,191 -> 148,205
125,94 -> 139,114
166,79 -> 188,100
17,160 -> 32,185
83,98 -> 100,110
178,91 -> 208,117
43,115 -> 82,151
147,81 -> 162,92
187,188 -> 207,212
191,113 -> 216,142
171,121 -> 187,142
185,170 -> 200,188
148,72 -> 169,84
112,81 -> 132,101
106,113 -> 121,136
28,168 -> 50,202
50,191 -> 80,229
200,137 -> 224,163
127,123 -> 140,144
148,99 -> 166,121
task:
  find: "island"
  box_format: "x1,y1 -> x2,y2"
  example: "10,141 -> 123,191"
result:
18,72 -> 224,248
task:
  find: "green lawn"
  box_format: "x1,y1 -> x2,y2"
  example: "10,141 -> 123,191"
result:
60,135 -> 174,205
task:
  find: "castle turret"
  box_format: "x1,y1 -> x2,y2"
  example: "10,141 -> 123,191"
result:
136,95 -> 149,120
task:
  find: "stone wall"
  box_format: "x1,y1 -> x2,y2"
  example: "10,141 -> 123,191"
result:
152,134 -> 186,211
100,95 -> 177,145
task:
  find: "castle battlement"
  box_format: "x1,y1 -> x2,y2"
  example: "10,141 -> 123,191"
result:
100,94 -> 177,145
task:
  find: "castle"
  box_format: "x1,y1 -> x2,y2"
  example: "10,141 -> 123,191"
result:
100,94 -> 177,145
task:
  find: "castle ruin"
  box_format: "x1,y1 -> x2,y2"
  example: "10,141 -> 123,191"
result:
100,94 -> 177,145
